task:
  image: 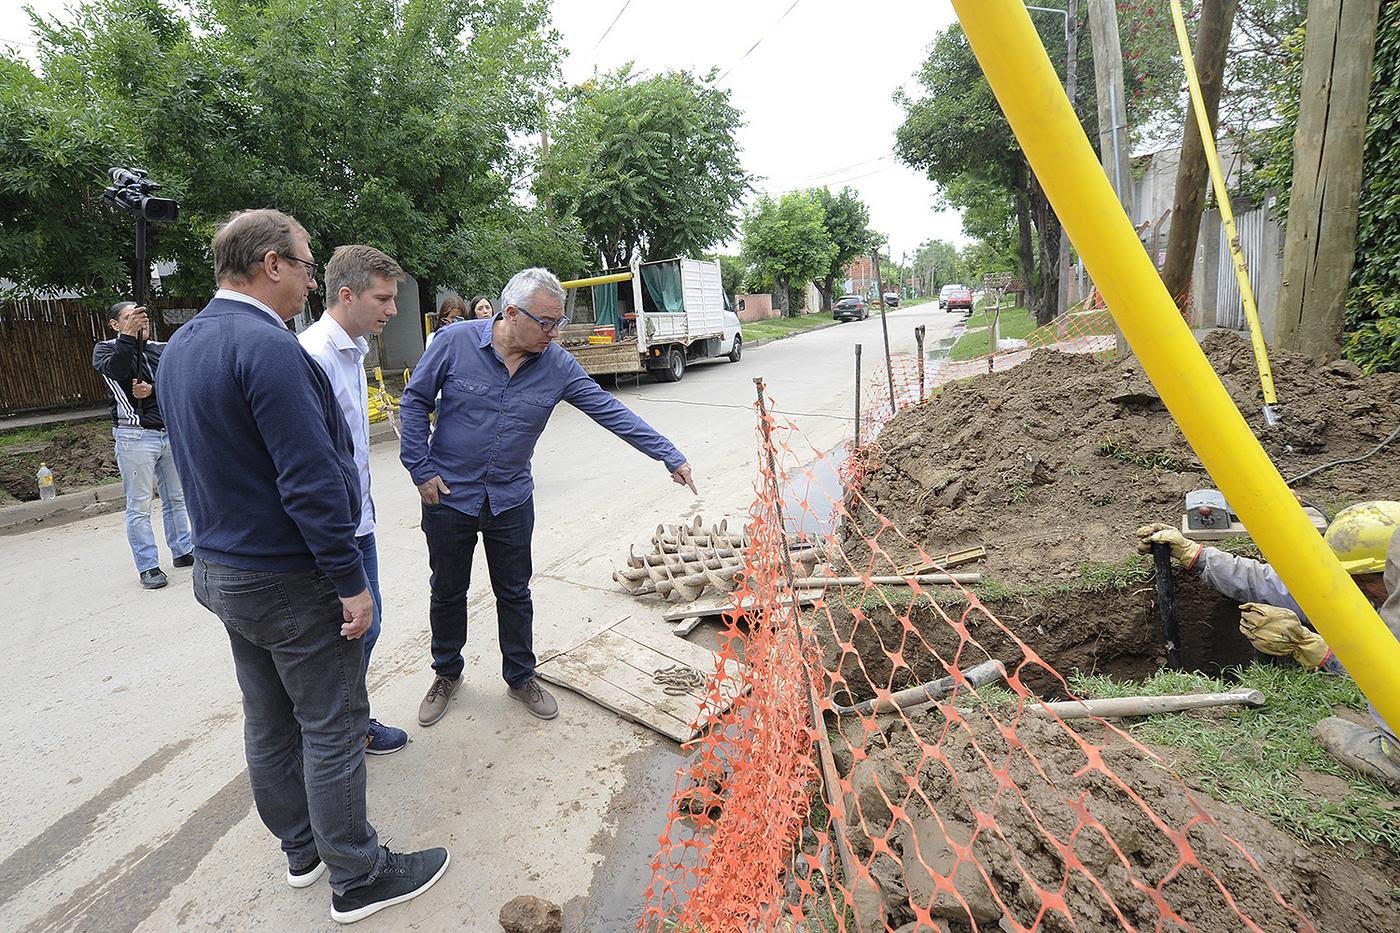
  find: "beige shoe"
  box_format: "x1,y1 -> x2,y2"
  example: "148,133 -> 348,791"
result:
418,674 -> 459,727
507,677 -> 558,720
1313,716 -> 1400,792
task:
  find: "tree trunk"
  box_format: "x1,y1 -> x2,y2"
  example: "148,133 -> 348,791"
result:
776,276 -> 792,317
820,273 -> 836,312
1014,171 -> 1035,310
1275,0 -> 1382,357
1030,174 -> 1061,326
1160,0 -> 1240,309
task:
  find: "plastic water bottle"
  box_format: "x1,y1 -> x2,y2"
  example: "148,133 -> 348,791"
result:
36,463 -> 56,501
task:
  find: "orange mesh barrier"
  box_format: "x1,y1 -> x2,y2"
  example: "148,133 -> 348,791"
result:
641,366 -> 1321,932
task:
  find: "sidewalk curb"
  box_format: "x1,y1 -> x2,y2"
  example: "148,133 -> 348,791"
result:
746,318 -> 846,349
0,482 -> 125,533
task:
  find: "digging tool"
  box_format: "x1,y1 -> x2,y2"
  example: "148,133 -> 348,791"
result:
833,659 -> 1007,717
1151,541 -> 1182,669
896,545 -> 987,576
1026,688 -> 1265,720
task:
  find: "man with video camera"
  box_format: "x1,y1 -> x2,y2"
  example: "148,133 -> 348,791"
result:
92,300 -> 193,589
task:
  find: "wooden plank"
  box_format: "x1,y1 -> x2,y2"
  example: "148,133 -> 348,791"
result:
610,615 -> 731,674
661,590 -> 820,622
536,650 -> 693,743
671,616 -> 702,637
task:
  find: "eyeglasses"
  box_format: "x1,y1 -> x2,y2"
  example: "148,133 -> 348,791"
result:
514,304 -> 569,333
280,254 -> 319,281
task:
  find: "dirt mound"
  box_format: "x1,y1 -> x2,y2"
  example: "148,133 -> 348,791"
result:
0,422 -> 119,502
835,331 -> 1400,683
838,710 -> 1396,931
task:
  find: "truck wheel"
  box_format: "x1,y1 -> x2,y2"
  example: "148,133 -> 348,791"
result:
727,335 -> 743,363
652,347 -> 686,383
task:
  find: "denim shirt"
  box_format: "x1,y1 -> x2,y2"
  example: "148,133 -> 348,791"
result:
399,317 -> 685,517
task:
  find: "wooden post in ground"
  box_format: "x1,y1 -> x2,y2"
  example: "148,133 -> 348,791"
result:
1085,0 -> 1133,356
853,343 -> 862,447
1274,0 -> 1382,358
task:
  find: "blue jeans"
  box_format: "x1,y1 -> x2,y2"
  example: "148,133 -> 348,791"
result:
113,426 -> 192,572
356,533 -> 382,673
192,558 -> 386,895
421,497 -> 536,687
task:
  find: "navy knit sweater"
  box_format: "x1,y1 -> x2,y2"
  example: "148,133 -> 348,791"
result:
157,296 -> 367,597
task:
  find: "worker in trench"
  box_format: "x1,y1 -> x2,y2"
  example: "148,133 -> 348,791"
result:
1138,502 -> 1400,791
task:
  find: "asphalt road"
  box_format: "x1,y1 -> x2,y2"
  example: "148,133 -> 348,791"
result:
0,303 -> 961,932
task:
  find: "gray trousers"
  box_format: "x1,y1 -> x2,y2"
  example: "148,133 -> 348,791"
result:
193,558 -> 386,894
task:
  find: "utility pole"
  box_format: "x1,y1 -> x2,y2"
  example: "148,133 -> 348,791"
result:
1085,0 -> 1133,354
1057,0 -> 1081,318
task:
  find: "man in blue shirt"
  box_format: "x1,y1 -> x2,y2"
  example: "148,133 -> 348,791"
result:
400,267 -> 696,724
159,209 -> 448,923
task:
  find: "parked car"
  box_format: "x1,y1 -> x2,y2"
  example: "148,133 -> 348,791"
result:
940,284 -> 973,311
833,294 -> 869,322
883,291 -> 900,308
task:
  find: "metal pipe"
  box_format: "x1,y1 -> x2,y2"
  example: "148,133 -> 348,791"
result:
1151,541 -> 1182,669
1028,689 -> 1265,720
559,271 -> 632,289
833,659 -> 1006,716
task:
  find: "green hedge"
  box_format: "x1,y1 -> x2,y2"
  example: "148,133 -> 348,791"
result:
1343,1 -> 1400,372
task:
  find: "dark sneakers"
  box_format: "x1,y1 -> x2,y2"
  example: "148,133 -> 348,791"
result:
172,552 -> 195,568
287,856 -> 326,888
139,568 -> 169,589
507,677 -> 559,720
417,674 -> 460,727
330,847 -> 450,924
366,719 -> 408,755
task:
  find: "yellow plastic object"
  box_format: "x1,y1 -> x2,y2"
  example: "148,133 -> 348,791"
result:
1324,502 -> 1400,574
587,334 -> 614,345
560,271 -> 633,289
1167,0 -> 1278,411
951,0 -> 1400,730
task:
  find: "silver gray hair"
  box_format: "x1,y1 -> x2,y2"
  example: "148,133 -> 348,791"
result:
500,267 -> 566,314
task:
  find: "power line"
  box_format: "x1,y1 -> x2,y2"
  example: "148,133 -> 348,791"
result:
591,0 -> 637,53
716,0 -> 807,83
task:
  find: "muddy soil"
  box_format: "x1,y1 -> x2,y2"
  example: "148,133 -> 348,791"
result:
836,710 -> 1398,932
0,422 -> 119,501
836,331 -> 1400,683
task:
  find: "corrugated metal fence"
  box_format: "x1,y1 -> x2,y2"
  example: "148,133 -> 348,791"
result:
0,297 -> 204,416
1214,205 -> 1271,332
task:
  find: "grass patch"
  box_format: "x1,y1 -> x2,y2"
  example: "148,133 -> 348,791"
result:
1070,665 -> 1400,855
0,425 -> 60,448
1096,436 -> 1184,472
974,553 -> 1152,602
742,314 -> 840,343
950,306 -> 1036,361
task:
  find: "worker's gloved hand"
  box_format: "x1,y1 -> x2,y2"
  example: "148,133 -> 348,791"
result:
1135,523 -> 1203,567
1238,603 -> 1331,669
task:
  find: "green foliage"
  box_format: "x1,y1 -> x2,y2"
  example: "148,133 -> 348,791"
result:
810,186 -> 877,308
1070,664 -> 1400,854
1241,25 -> 1306,223
1,0 -> 581,299
948,305 -> 1034,360
538,65 -> 748,269
739,191 -> 835,317
912,238 -> 968,293
1344,2 -> 1400,372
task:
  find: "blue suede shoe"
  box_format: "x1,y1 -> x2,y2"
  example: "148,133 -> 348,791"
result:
366,719 -> 408,755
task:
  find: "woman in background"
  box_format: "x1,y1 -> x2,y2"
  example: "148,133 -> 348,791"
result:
468,295 -> 493,320
425,295 -> 467,350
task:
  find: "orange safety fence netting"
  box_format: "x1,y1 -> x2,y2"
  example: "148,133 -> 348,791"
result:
640,356 -> 1318,931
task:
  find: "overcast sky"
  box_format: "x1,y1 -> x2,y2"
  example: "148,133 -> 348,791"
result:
1,0 -> 967,260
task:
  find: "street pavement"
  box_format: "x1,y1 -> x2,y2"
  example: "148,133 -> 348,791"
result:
0,304 -> 960,932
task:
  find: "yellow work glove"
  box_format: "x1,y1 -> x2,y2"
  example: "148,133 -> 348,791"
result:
1135,523 -> 1203,568
1238,603 -> 1331,669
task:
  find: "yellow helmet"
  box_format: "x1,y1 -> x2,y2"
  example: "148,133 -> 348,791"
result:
1323,501 -> 1400,574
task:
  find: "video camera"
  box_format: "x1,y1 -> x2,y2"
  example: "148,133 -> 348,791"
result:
102,167 -> 179,224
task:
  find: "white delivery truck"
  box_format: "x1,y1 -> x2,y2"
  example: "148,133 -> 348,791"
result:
559,255 -> 742,382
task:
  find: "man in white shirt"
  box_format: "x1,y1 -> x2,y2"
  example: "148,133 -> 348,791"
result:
299,244 -> 408,755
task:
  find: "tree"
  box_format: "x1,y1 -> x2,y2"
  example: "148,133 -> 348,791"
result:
538,65 -> 749,269
4,0 -> 582,311
810,186 -> 877,311
1159,0 -> 1240,308
739,192 -> 835,317
913,239 -> 968,294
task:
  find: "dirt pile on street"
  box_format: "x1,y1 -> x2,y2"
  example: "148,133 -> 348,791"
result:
0,422 -> 118,502
836,710 -> 1396,932
831,331 -> 1400,688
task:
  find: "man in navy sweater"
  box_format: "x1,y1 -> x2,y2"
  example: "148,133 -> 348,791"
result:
158,209 -> 448,925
